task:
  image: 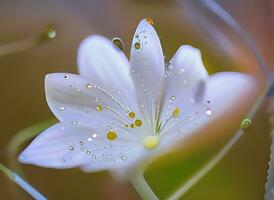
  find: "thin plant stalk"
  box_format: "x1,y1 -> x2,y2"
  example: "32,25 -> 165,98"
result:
0,162 -> 46,200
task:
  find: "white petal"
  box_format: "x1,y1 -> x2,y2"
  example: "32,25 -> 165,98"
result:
19,123 -> 143,171
45,73 -> 138,129
77,35 -> 138,112
160,72 -> 257,144
160,45 -> 208,123
130,19 -> 165,130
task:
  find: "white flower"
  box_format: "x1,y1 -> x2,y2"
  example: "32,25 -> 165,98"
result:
19,18 -> 256,173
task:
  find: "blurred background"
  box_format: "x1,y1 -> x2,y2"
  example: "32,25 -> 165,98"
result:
0,0 -> 273,199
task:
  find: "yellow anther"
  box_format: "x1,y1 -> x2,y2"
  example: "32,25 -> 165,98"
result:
128,112 -> 135,118
106,131 -> 117,141
146,18 -> 154,26
172,107 -> 181,118
130,123 -> 135,128
96,105 -> 103,112
135,119 -> 142,127
143,136 -> 159,149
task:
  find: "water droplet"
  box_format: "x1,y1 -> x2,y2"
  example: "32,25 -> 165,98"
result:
64,74 -> 70,80
121,156 -> 127,161
112,37 -> 124,51
46,26 -> 56,39
135,34 -> 139,38
80,147 -> 85,151
79,141 -> 83,145
88,137 -> 92,142
86,83 -> 93,89
206,108 -> 212,116
134,42 -> 142,50
61,159 -> 66,163
92,155 -> 96,159
68,146 -> 74,151
47,74 -> 52,79
86,151 -> 91,155
59,106 -> 65,111
241,118 -> 252,131
71,121 -> 78,125
92,133 -> 97,138
169,96 -> 176,102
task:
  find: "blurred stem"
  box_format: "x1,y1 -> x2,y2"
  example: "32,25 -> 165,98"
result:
130,172 -> 159,200
0,162 -> 47,200
203,0 -> 271,82
167,86 -> 270,200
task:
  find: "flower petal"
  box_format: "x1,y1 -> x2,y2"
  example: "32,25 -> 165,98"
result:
160,72 -> 257,144
159,45 -> 208,123
19,123 -> 143,171
45,73 -> 139,129
130,19 -> 165,130
77,35 -> 138,112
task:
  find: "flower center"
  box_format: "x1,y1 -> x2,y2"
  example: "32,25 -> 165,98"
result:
143,136 -> 159,149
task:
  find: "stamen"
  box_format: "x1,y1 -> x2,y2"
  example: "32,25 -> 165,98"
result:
146,18 -> 154,26
135,119 -> 143,127
106,131 -> 117,141
93,85 -> 129,113
172,107 -> 181,117
128,112 -> 136,118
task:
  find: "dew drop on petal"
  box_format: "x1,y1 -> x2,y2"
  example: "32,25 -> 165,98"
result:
80,147 -> 85,151
71,121 -> 78,125
121,156 -> 127,161
92,155 -> 96,159
79,141 -> 83,145
241,118 -> 252,131
64,74 -> 70,80
61,159 -> 66,163
206,108 -> 212,116
47,74 -> 52,79
86,151 -> 91,155
88,137 -> 92,141
59,106 -> 65,111
92,133 -> 97,138
169,96 -> 176,102
112,37 -> 124,51
68,146 -> 74,151
86,83 -> 93,89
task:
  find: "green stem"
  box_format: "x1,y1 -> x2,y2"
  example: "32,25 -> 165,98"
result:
130,172 -> 159,200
